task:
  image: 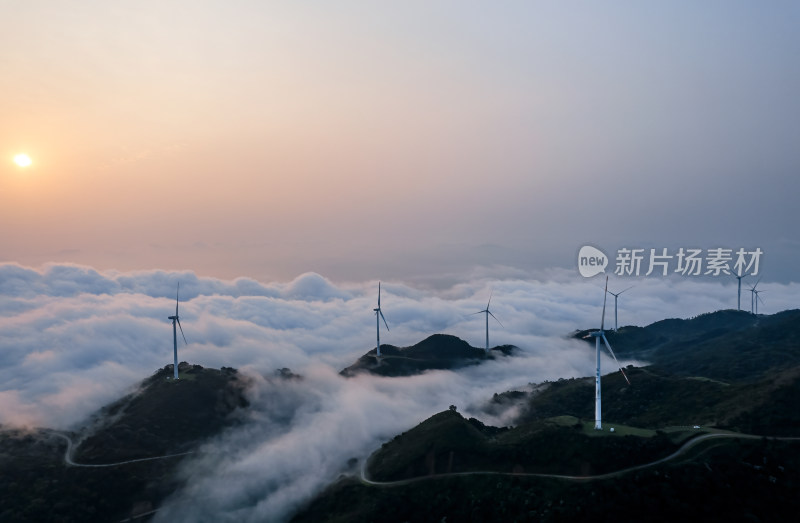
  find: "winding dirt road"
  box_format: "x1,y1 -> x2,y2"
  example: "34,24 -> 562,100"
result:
48,431 -> 193,468
360,432 -> 800,486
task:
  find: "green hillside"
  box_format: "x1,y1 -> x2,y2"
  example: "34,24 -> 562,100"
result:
76,363 -> 250,462
515,365 -> 800,433
293,437 -> 800,523
295,309 -> 800,522
368,410 -> 676,481
0,363 -> 250,522
576,309 -> 800,382
341,334 -> 517,377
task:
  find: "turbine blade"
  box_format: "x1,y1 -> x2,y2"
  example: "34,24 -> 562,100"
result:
177,318 -> 187,345
602,333 -> 630,385
753,277 -> 761,290
378,282 -> 381,308
488,310 -> 503,328
379,310 -> 389,331
176,282 -> 180,316
618,285 -> 635,295
487,289 -> 493,310
600,276 -> 608,331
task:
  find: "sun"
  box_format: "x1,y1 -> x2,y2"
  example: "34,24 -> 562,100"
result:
14,154 -> 32,168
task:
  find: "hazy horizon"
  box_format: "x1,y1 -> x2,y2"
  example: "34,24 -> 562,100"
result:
3,2 -> 799,284
2,260 -> 798,429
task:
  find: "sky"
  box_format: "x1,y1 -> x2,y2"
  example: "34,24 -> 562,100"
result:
2,3 -> 800,520
2,1 -> 799,284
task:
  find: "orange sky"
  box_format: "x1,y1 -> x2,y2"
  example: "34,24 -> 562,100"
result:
3,2 -> 799,283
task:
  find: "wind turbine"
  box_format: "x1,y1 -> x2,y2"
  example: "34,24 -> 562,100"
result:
606,285 -> 634,332
588,276 -> 631,430
754,289 -> 765,314
373,282 -> 389,357
733,273 -> 746,311
748,278 -> 762,314
472,291 -> 503,353
168,283 -> 188,379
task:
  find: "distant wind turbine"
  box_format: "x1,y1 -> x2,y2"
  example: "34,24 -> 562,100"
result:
472,291 -> 503,353
373,282 -> 389,357
749,279 -> 765,315
733,273 -> 746,311
587,276 -> 631,430
748,278 -> 759,314
754,289 -> 765,314
606,285 -> 634,332
168,283 -> 188,379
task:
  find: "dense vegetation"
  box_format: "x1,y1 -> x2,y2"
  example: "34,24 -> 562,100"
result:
368,410 -> 677,481
576,309 -> 800,382
340,333 -> 517,377
0,364 -> 250,522
510,366 -> 800,433
293,437 -> 800,523
0,427 -> 182,522
294,309 -> 800,522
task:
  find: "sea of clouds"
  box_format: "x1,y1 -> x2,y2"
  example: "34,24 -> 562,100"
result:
1,262 -> 797,521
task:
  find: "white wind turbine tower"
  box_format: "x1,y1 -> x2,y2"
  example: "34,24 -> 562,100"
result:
606,285 -> 634,332
472,291 -> 503,353
748,278 -> 759,314
733,273 -> 746,311
373,282 -> 389,357
588,276 -> 631,430
168,283 -> 188,380
754,288 -> 765,314
749,279 -> 765,314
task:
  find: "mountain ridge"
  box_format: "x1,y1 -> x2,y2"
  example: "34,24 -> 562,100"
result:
340,333 -> 517,377
294,309 -> 800,522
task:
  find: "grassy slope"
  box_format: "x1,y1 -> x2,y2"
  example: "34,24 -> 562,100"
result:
0,364 -> 249,522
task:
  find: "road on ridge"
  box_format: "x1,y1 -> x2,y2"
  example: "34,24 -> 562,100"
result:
360,432 -> 800,487
48,431 -> 193,468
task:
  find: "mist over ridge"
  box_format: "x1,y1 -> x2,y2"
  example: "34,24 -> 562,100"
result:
2,261 -> 799,520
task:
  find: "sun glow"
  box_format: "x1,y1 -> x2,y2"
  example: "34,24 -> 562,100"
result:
14,154 -> 32,167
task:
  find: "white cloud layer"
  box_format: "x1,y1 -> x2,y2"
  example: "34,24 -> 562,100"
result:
1,262 -> 798,520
